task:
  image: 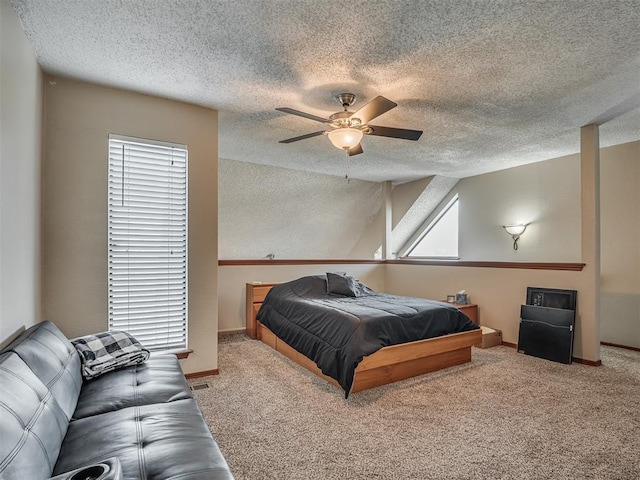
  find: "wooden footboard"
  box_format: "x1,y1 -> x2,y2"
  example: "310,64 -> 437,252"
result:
246,282 -> 481,394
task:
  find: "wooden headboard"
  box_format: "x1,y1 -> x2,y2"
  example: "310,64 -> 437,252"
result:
245,283 -> 279,339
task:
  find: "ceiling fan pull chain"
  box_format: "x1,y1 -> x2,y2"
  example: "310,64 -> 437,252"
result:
345,151 -> 350,184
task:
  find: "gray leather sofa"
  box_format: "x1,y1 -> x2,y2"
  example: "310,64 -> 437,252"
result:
0,321 -> 234,479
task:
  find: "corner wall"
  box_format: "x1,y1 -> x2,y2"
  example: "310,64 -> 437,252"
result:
41,77 -> 218,374
384,141 -> 639,361
0,0 -> 42,344
350,177 -> 446,258
600,141 -> 640,348
455,153 -> 581,261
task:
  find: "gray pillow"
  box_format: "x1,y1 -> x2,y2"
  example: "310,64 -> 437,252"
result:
326,272 -> 359,297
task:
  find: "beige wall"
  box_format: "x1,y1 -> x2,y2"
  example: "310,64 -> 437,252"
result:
455,154 -> 582,261
218,264 -> 385,332
382,142 -> 640,361
353,152 -> 584,263
384,264 -> 598,360
350,177 -> 438,258
600,141 -> 640,348
0,0 -> 42,344
42,77 -> 218,373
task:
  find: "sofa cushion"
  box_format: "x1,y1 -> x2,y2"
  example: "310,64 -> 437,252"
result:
3,321 -> 82,421
54,399 -> 234,480
73,353 -> 193,419
0,352 -> 69,479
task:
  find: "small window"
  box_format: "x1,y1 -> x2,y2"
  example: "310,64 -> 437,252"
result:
405,196 -> 459,258
108,135 -> 188,351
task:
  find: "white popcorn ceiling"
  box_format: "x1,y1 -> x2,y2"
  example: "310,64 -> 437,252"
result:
12,0 -> 640,182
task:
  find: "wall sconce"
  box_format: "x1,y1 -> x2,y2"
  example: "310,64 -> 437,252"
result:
503,224 -> 528,250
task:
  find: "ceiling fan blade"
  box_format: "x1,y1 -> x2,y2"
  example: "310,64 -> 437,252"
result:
347,143 -> 363,156
367,125 -> 423,141
279,130 -> 326,144
350,96 -> 397,124
276,107 -> 329,123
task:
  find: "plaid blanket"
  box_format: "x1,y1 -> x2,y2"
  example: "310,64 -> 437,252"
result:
72,330 -> 150,380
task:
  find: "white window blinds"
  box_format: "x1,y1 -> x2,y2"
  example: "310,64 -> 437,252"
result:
108,135 -> 188,351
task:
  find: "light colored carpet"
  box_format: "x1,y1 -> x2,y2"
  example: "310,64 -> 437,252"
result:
190,336 -> 640,479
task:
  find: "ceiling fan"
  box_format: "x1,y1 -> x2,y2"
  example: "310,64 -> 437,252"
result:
276,93 -> 423,156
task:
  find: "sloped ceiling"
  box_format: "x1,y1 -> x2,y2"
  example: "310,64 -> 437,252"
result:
12,0 -> 640,182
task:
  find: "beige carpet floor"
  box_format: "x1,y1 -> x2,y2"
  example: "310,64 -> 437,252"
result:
190,335 -> 640,480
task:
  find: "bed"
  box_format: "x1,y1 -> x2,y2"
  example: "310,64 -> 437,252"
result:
246,274 -> 481,397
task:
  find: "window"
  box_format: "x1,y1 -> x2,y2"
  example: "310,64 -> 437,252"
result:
405,195 -> 459,258
108,135 -> 188,351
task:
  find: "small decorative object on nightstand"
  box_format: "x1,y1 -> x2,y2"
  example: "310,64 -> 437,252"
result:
455,290 -> 468,305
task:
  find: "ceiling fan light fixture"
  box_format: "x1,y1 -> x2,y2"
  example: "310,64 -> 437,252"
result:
328,128 -> 363,150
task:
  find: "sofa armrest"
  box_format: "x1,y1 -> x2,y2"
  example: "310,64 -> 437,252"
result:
48,457 -> 122,480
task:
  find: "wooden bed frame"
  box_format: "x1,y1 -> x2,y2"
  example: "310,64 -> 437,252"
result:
246,282 -> 482,394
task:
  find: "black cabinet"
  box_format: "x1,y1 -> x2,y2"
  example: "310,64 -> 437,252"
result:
518,287 -> 577,364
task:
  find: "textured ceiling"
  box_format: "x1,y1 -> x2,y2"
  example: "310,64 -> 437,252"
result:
12,0 -> 640,182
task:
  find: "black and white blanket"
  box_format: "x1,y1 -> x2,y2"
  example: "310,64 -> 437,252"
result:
72,330 -> 150,380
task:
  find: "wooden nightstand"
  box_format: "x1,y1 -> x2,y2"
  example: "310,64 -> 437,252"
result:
246,282 -> 279,339
448,303 -> 478,324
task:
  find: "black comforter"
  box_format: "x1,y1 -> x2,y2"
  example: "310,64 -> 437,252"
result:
256,275 -> 479,397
